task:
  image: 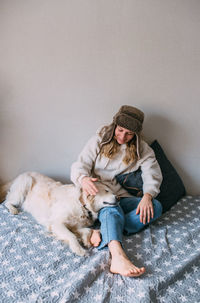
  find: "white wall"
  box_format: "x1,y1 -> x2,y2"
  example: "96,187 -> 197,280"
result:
0,0 -> 200,194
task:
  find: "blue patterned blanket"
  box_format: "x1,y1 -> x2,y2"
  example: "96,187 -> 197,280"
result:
0,195 -> 200,303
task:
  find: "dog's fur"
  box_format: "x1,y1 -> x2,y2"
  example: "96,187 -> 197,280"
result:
0,172 -> 116,256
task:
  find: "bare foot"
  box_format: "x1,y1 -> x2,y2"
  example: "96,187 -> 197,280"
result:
110,254 -> 145,277
90,230 -> 101,247
108,240 -> 145,277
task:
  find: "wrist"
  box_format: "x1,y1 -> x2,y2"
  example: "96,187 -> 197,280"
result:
79,175 -> 89,184
78,175 -> 87,185
143,193 -> 152,200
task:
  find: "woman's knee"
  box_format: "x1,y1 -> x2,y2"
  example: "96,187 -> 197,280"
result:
152,199 -> 163,218
98,206 -> 125,223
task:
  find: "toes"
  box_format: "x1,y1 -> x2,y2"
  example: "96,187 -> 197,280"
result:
93,242 -> 100,247
93,239 -> 101,247
126,267 -> 146,277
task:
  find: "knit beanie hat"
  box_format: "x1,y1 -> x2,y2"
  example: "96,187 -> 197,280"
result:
113,105 -> 144,133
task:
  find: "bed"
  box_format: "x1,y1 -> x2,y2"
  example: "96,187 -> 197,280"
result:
0,194 -> 200,303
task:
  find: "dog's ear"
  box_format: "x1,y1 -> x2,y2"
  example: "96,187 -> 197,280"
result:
86,194 -> 95,203
77,186 -> 95,205
77,187 -> 85,205
76,186 -> 81,196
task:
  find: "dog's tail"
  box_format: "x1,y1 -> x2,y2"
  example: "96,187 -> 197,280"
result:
0,181 -> 12,203
1,173 -> 33,214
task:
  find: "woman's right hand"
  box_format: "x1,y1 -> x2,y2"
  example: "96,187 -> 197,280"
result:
81,177 -> 98,196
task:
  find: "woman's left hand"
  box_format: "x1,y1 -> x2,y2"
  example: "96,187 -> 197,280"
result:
136,193 -> 154,224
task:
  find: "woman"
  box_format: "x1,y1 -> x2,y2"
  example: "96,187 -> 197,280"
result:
71,105 -> 163,277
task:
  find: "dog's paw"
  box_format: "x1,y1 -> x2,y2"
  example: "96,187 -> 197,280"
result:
82,235 -> 92,249
80,229 -> 93,248
69,241 -> 88,256
8,205 -> 19,215
84,241 -> 92,249
73,246 -> 87,257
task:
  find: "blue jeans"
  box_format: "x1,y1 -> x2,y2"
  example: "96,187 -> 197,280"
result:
98,196 -> 162,250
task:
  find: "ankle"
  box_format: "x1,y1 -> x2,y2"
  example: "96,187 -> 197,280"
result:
92,229 -> 100,233
108,240 -> 127,258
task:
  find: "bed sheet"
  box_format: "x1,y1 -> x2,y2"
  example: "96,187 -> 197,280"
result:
0,195 -> 200,303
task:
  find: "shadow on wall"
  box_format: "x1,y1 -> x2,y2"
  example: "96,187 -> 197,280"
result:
0,80 -> 14,165
0,80 -> 27,179
144,113 -> 195,194
0,80 -> 13,136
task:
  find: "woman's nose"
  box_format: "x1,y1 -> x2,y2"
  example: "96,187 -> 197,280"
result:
120,133 -> 126,140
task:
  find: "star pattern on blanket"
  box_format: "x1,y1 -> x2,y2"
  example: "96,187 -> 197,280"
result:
0,196 -> 200,302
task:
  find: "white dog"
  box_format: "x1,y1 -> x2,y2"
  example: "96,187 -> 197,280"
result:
0,172 -> 117,256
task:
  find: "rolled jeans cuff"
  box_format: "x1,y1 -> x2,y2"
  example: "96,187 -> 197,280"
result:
97,205 -> 125,250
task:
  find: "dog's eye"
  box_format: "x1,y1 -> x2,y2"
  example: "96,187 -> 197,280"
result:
105,190 -> 109,193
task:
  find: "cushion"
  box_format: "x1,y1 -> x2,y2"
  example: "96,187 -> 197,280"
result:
150,140 -> 186,213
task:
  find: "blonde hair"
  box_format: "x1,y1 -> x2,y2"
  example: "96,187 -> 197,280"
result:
99,125 -> 138,165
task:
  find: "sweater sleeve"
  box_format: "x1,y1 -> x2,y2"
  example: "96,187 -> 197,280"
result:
139,141 -> 163,198
70,135 -> 101,186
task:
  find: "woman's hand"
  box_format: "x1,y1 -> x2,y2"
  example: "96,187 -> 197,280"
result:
81,177 -> 98,196
136,193 -> 154,224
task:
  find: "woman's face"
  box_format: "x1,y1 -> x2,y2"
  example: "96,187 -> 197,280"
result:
114,125 -> 135,145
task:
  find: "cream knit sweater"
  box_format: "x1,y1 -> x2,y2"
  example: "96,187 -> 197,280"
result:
71,134 -> 162,198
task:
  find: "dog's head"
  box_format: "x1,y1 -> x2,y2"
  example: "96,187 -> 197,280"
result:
80,182 -> 117,213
